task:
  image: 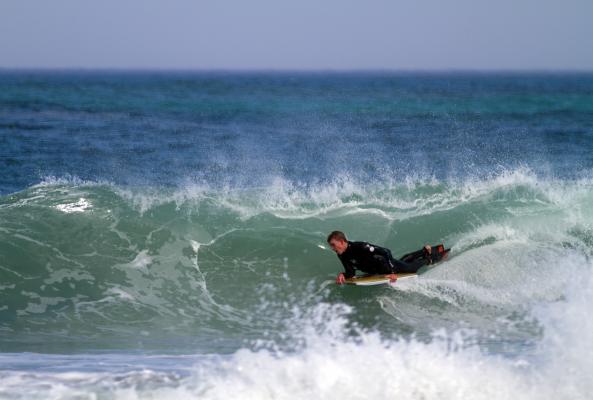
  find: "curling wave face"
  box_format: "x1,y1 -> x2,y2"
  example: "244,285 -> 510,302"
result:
2,169 -> 593,357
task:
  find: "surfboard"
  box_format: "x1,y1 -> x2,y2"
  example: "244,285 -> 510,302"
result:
344,273 -> 417,286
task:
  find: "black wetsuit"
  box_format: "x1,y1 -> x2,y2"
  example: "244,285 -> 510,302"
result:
338,241 -> 426,278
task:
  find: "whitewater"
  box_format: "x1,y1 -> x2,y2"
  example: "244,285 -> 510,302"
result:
1,71 -> 593,399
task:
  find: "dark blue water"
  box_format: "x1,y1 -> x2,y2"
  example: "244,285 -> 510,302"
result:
2,71 -> 593,195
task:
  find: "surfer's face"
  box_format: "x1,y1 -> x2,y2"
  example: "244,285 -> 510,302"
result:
329,238 -> 348,255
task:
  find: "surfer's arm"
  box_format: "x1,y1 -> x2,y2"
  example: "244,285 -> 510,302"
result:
339,258 -> 356,279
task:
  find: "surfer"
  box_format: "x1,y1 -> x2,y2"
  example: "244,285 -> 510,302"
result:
327,231 -> 433,284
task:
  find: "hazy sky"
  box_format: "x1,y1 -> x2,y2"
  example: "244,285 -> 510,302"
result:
1,0 -> 592,70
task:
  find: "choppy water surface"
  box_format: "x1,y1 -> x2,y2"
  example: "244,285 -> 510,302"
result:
1,71 -> 593,399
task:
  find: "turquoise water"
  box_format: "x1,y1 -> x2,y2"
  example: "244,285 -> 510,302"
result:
1,71 -> 593,399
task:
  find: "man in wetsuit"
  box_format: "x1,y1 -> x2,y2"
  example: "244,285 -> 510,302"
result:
327,231 -> 431,284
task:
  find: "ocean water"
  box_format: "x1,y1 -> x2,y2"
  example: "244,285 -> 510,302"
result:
1,70 -> 593,399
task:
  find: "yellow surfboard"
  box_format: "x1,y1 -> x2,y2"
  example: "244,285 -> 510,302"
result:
344,273 -> 418,286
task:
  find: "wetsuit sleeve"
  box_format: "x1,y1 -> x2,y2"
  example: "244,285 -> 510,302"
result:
339,257 -> 356,279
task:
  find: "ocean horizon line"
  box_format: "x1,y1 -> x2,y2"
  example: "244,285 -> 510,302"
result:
1,66 -> 593,75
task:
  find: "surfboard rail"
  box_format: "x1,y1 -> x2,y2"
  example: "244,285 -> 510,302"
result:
344,273 -> 417,286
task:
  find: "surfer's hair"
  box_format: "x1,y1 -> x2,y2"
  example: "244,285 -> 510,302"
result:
327,231 -> 347,243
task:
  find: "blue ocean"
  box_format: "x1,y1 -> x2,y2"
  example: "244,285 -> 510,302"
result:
1,70 -> 593,399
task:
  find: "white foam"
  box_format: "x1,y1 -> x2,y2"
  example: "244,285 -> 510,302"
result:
161,266 -> 593,399
55,197 -> 92,213
130,250 -> 152,270
106,287 -> 135,301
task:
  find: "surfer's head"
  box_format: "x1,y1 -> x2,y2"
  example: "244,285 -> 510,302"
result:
327,231 -> 348,255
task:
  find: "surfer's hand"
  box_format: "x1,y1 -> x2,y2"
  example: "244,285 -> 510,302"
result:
387,273 -> 398,282
336,273 -> 346,285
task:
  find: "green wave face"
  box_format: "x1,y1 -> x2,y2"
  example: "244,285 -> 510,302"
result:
1,170 -> 593,353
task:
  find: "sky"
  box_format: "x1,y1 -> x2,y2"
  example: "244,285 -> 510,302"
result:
1,0 -> 592,70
